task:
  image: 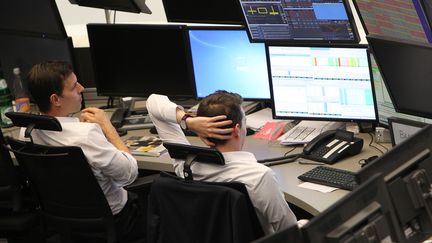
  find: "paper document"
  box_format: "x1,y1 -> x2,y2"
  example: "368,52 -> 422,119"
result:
278,120 -> 345,145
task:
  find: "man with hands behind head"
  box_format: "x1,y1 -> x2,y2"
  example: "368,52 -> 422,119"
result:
24,60 -> 144,242
147,91 -> 298,235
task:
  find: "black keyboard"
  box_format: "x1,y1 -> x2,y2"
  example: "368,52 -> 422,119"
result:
298,166 -> 358,190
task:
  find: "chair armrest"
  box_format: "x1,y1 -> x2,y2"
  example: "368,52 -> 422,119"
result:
124,173 -> 160,191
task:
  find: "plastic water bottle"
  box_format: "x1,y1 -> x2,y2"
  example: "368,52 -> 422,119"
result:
0,78 -> 13,127
12,67 -> 31,112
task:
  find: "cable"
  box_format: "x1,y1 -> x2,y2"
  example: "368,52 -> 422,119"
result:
367,132 -> 386,154
284,146 -> 297,156
262,154 -> 302,166
257,152 -> 302,163
375,141 -> 389,153
113,10 -> 117,23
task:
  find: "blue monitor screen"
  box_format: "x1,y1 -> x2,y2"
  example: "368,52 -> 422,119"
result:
188,27 -> 271,100
239,0 -> 359,43
267,45 -> 378,122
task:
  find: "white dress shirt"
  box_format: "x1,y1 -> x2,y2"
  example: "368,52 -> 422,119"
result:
19,116 -> 138,215
146,94 -> 297,235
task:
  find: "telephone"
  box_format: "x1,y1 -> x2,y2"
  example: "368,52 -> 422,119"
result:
110,108 -> 129,128
302,129 -> 363,164
110,98 -> 149,128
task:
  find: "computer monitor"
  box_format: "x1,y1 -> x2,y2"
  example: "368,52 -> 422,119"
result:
239,0 -> 359,43
162,0 -> 243,24
367,34 -> 432,119
0,33 -> 75,89
357,125 -> 432,242
302,174 -> 403,243
420,0 -> 432,40
87,24 -> 196,99
69,0 -> 151,14
266,44 -> 378,122
388,117 -> 428,146
353,0 -> 432,43
370,54 -> 432,127
0,0 -> 67,39
188,26 -> 270,100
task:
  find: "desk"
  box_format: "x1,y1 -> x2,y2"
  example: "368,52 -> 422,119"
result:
127,129 -> 389,216
1,109 -> 388,216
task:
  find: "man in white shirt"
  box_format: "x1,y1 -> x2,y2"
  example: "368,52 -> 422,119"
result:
24,61 -> 144,242
147,91 -> 298,235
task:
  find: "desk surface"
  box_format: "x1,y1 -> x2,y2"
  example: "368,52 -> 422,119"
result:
0,109 -> 388,216
127,129 -> 389,216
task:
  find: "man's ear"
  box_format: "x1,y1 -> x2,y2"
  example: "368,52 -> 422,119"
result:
50,94 -> 61,107
233,123 -> 241,138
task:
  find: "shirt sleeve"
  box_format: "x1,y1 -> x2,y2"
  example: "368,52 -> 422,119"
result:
254,169 -> 298,234
146,94 -> 189,145
81,125 -> 138,187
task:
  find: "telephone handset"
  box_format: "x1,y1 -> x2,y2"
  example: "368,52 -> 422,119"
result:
303,129 -> 363,164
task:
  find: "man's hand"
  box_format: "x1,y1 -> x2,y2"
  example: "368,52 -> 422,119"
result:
187,115 -> 233,146
80,107 -> 130,153
80,107 -> 113,133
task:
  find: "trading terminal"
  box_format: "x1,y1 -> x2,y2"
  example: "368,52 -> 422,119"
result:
1,0 -> 432,242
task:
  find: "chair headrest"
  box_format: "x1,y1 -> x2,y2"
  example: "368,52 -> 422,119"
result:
5,112 -> 62,132
163,142 -> 225,165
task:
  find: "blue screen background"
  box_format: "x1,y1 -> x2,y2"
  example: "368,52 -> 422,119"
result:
189,29 -> 270,99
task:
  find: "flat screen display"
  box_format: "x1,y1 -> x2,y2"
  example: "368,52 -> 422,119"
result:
162,0 -> 243,24
367,34 -> 432,119
0,0 -> 66,39
370,54 -> 432,127
239,0 -> 359,43
87,24 -> 196,98
353,0 -> 432,43
267,45 -> 378,122
188,27 -> 270,100
0,33 -> 75,89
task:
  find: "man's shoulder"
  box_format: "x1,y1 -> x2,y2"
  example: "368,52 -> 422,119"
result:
60,121 -> 104,138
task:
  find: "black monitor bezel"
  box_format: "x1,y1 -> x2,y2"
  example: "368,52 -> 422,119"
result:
86,23 -> 196,99
367,34 -> 432,119
302,173 -> 404,243
0,33 -> 76,90
72,0 -> 139,13
186,25 -> 271,101
356,124 -> 432,242
239,0 -> 360,44
266,43 -> 379,123
419,0 -> 432,39
162,0 -> 245,25
0,0 -> 67,39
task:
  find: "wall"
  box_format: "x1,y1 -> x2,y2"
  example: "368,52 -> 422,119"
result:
56,0 -> 168,47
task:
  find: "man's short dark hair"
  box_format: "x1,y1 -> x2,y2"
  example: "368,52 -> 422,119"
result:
197,90 -> 243,145
27,60 -> 73,113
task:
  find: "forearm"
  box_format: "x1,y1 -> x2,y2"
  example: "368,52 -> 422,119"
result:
101,123 -> 131,153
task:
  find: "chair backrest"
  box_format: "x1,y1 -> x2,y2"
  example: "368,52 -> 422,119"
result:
0,128 -> 27,211
7,138 -> 114,228
148,172 -> 264,243
151,142 -> 264,243
251,223 -> 303,243
163,142 -> 225,180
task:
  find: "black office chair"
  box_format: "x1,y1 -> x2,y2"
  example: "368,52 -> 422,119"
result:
148,142 -> 264,243
0,127 -> 41,242
3,112 -> 149,243
251,223 -> 303,243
